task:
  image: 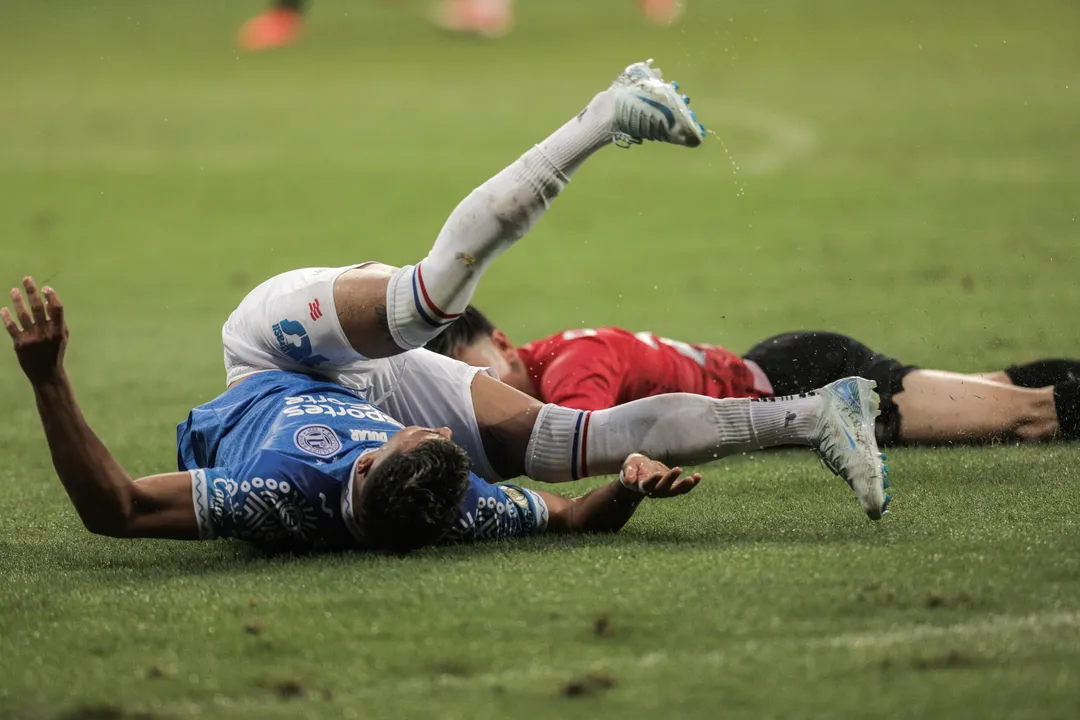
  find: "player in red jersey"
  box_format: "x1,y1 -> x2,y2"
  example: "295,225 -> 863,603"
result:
500,326 -> 767,411
426,306 -> 1080,447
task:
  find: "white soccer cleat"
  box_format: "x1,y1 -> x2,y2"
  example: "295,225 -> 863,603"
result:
609,59 -> 705,148
810,377 -> 891,520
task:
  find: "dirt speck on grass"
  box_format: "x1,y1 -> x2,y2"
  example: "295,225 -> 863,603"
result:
925,590 -> 974,609
594,612 -> 613,637
271,679 -> 305,699
560,672 -> 616,698
913,650 -> 981,670
429,659 -> 473,678
255,677 -> 307,700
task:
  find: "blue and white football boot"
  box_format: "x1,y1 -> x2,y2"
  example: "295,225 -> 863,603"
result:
811,377 -> 891,520
610,59 -> 706,148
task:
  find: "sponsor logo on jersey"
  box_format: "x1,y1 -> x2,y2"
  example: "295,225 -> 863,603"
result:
309,298 -> 323,321
501,485 -> 530,509
271,318 -> 330,368
350,429 -> 389,443
281,395 -> 403,427
294,424 -> 343,457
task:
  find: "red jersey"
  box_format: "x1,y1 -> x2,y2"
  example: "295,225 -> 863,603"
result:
518,327 -> 767,411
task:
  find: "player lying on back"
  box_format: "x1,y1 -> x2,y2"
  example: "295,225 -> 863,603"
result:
2,279 -> 699,552
426,307 -> 1080,446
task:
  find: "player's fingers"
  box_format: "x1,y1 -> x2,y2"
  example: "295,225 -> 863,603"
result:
1,307 -> 18,339
670,474 -> 701,496
11,287 -> 32,330
23,278 -> 47,326
42,287 -> 64,327
650,467 -> 683,497
638,471 -> 661,494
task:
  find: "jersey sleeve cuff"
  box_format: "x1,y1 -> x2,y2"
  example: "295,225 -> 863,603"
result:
339,456 -> 366,545
189,470 -> 216,541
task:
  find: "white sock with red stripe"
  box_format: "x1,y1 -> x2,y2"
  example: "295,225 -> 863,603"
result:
524,393 -> 824,483
385,91 -> 616,351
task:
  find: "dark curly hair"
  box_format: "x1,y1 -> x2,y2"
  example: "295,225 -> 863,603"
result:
425,305 -> 495,357
355,438 -> 471,553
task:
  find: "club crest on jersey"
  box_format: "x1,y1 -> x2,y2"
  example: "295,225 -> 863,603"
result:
294,424 -> 342,457
272,318 -> 330,368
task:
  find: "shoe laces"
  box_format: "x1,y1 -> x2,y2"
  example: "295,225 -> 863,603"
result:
612,132 -> 643,149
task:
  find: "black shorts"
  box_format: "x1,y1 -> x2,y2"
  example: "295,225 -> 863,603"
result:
743,332 -> 918,445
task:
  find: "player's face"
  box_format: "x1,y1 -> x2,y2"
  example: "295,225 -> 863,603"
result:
454,338 -> 511,376
454,331 -> 532,394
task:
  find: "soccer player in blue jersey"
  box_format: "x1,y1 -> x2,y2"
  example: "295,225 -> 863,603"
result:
4,277 -> 700,552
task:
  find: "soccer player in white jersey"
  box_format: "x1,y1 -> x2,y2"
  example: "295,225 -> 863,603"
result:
3,60 -> 888,554
215,59 -> 888,519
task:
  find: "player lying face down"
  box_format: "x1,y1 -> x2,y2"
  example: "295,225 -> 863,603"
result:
3,278 -> 700,553
426,306 -> 1080,447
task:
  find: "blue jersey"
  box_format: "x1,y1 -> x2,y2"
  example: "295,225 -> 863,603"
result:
177,371 -> 548,550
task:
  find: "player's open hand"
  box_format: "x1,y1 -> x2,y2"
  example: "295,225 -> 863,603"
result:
2,277 -> 68,385
620,453 -> 702,498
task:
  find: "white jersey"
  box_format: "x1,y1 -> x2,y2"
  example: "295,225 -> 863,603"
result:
222,266 -> 500,481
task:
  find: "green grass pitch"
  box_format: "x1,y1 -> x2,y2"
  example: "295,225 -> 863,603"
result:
2,1 -> 1079,717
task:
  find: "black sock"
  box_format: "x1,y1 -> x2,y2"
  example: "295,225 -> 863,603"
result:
1053,380 -> 1080,440
1005,359 -> 1080,388
274,0 -> 304,12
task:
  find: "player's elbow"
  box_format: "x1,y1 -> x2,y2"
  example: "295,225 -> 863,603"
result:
78,503 -> 137,538
82,514 -> 134,538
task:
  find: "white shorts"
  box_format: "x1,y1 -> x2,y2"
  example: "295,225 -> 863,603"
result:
222,266 -> 501,481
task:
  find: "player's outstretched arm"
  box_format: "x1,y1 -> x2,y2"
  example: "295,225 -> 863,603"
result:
2,278 -> 198,540
542,453 -> 700,534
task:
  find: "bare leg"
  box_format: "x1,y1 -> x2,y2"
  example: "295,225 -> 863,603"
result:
973,371 -> 1012,384
895,370 -> 1059,443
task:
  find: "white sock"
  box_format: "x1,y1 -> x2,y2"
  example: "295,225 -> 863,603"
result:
747,393 -> 823,448
524,392 -> 824,482
385,91 -> 616,351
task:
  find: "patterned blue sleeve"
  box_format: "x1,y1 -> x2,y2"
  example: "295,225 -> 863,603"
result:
442,476 -> 550,543
189,451 -> 356,550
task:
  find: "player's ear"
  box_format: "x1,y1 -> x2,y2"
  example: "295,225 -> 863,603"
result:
491,329 -> 516,361
354,453 -> 377,479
